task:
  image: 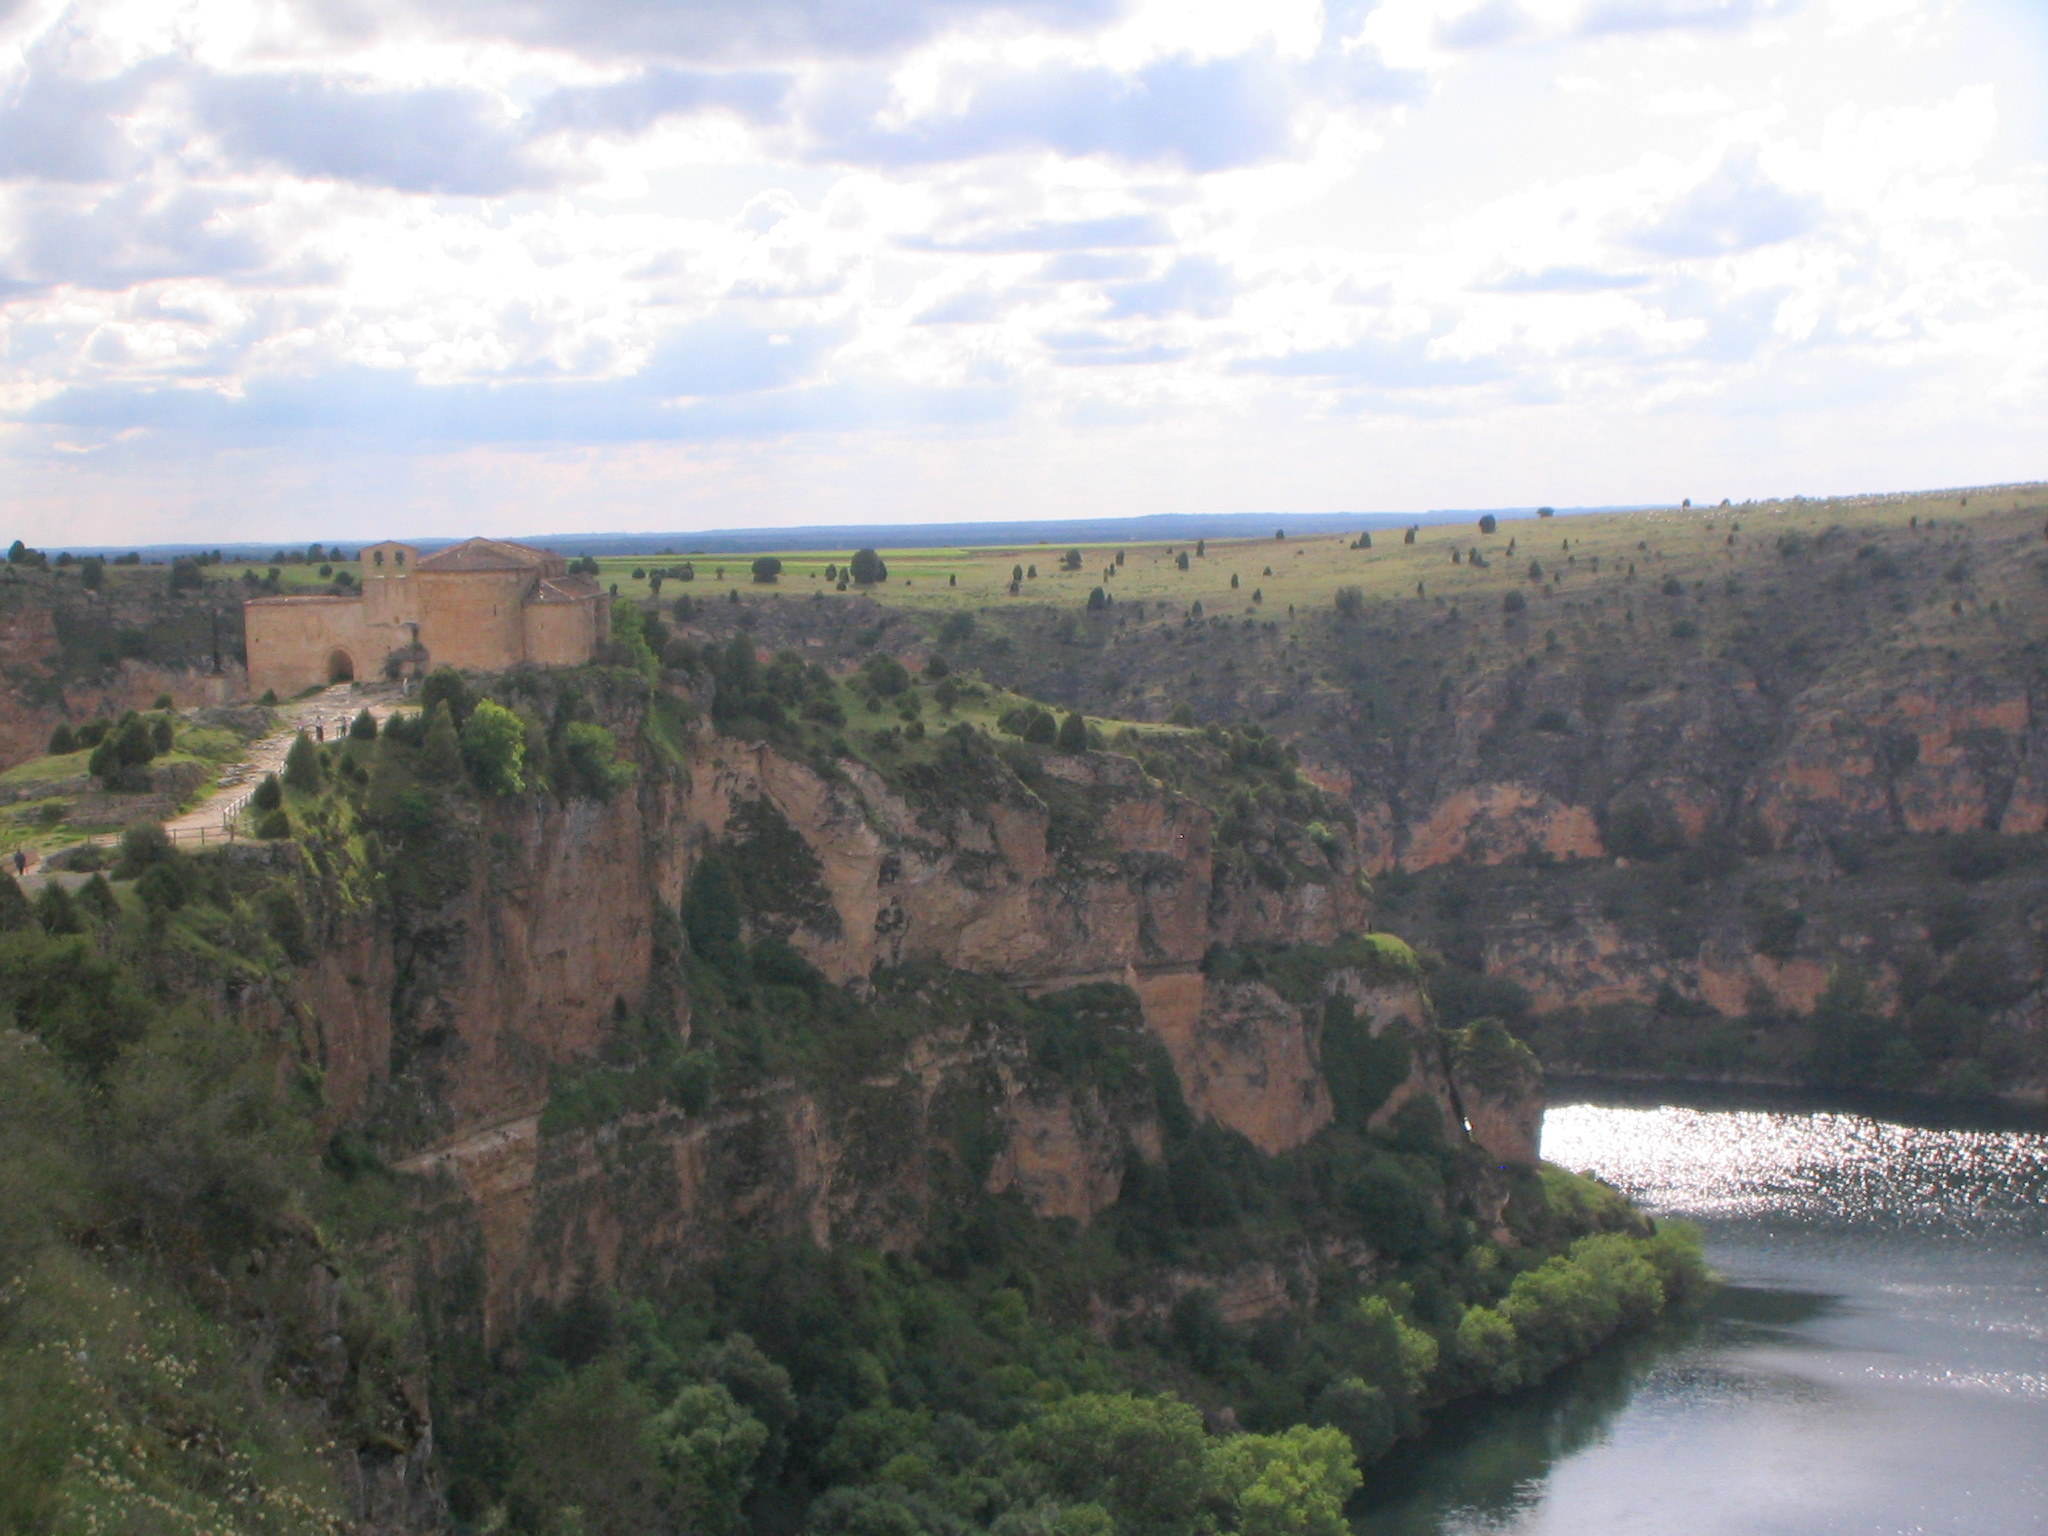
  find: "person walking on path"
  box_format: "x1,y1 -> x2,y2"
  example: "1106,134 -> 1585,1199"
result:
11,847 -> 24,877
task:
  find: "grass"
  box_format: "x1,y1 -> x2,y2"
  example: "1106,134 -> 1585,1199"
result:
0,720 -> 264,856
561,482 -> 2046,629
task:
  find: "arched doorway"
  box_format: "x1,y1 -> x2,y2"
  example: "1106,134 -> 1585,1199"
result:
326,649 -> 355,683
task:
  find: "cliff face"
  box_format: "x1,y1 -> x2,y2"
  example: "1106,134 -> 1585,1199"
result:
296,702 -> 1495,1339
0,572 -> 247,768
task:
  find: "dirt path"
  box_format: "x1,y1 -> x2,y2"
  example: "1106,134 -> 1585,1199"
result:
12,684 -> 408,888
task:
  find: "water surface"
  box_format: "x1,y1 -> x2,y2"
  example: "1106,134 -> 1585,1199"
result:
1353,1087 -> 2048,1536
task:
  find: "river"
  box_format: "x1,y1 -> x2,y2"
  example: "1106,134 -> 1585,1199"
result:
1352,1084 -> 2048,1536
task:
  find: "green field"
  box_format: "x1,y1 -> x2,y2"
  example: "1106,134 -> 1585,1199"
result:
573,482 -> 2047,636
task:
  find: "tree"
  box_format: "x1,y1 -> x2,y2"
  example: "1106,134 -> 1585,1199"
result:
89,716 -> 157,790
1229,573 -> 1239,589
1501,590 -> 1527,616
251,774 -> 283,812
282,731 -> 325,793
460,699 -> 527,795
1207,1425 -> 1358,1536
559,722 -> 634,800
1333,586 -> 1364,618
849,548 -> 888,586
508,1360 -> 666,1536
1011,1394 -> 1213,1536
79,557 -> 103,591
861,654 -> 910,697
1176,552 -> 1190,571
420,702 -> 463,783
1195,539 -> 1206,557
33,882 -> 82,936
0,873 -> 31,933
1062,549 -> 1083,570
1403,525 -> 1417,544
1537,506 -> 1555,517
1057,711 -> 1089,752
1087,587 -> 1107,612
46,724 -> 75,755
1478,514 -> 1497,534
751,556 -> 782,584
655,1382 -> 769,1536
419,667 -> 471,729
349,708 -> 378,740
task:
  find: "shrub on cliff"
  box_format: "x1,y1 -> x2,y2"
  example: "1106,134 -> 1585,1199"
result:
47,723 -> 75,755
89,714 -> 157,790
282,731 -> 324,793
419,702 -> 464,783
419,666 -> 472,729
558,721 -> 635,801
460,698 -> 527,796
1057,710 -> 1089,752
251,773 -> 283,813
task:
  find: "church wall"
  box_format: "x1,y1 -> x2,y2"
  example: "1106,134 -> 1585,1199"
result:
524,598 -> 602,667
244,597 -> 374,697
416,570 -> 530,672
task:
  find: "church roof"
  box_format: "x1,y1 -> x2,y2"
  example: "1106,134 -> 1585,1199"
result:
530,575 -> 604,605
414,537 -> 559,573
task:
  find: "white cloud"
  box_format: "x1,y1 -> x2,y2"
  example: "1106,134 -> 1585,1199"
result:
0,0 -> 2040,541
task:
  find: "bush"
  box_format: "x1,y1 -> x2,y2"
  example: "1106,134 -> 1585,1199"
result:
751,556 -> 782,584
559,721 -> 635,801
46,723 -> 75,755
849,548 -> 888,586
1333,586 -> 1364,618
862,654 -> 910,697
460,698 -> 527,795
281,731 -> 325,793
112,822 -> 173,880
348,708 -> 379,740
1057,712 -> 1089,752
420,702 -> 464,782
255,809 -> 291,840
1501,590 -> 1527,615
1478,514 -> 1497,534
419,666 -> 472,728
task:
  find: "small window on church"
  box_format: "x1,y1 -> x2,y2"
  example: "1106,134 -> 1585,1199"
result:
396,551 -> 406,567
373,550 -> 384,567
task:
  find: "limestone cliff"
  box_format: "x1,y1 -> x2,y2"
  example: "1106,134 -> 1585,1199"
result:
278,687 -> 1509,1344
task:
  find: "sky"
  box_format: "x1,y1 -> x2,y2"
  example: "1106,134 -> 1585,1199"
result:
0,0 -> 2042,545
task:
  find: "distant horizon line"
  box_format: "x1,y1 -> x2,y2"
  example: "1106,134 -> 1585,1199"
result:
33,480 -> 2045,559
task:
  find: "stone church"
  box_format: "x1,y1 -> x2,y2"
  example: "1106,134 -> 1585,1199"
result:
244,538 -> 609,697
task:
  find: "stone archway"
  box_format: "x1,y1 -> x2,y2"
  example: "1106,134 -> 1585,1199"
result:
326,648 -> 356,683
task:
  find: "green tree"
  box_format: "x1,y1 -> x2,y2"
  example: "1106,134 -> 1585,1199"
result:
1012,1394 -> 1213,1536
252,773 -> 283,812
76,873 -> 119,925
655,1381 -> 768,1536
508,1359 -> 665,1536
349,708 -> 379,740
420,702 -> 464,783
849,548 -> 888,586
1478,514 -> 1497,534
1086,586 -> 1107,611
751,557 -> 783,584
33,882 -> 82,936
1057,712 -> 1088,752
0,872 -> 31,933
419,666 -> 472,728
460,699 -> 527,795
46,723 -> 75,755
1206,1425 -> 1359,1536
282,731 -> 325,793
609,600 -> 659,676
559,722 -> 634,801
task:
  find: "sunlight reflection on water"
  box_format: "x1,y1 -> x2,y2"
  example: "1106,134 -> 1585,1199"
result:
1353,1098 -> 2048,1536
1541,1103 -> 2048,1233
